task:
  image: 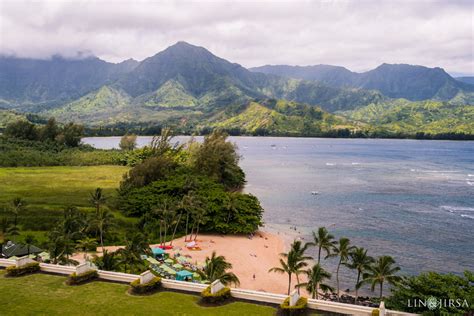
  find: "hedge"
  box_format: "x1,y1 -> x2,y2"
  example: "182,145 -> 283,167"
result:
129,277 -> 161,295
279,297 -> 308,315
372,309 -> 380,316
200,285 -> 231,303
66,270 -> 98,285
5,262 -> 40,277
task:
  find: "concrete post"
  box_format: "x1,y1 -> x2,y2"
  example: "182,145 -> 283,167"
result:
210,280 -> 225,294
139,270 -> 155,284
379,301 -> 386,316
289,289 -> 300,306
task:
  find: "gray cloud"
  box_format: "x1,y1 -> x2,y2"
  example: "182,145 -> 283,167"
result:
0,0 -> 473,75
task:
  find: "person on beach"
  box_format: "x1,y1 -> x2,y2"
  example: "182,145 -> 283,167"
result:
253,273 -> 256,281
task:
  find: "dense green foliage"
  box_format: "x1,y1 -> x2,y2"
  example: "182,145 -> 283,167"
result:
0,271 -> 276,315
386,271 -> 474,315
119,130 -> 263,235
200,286 -> 231,303
129,277 -> 162,294
5,262 -> 40,277
344,99 -> 474,136
0,137 -> 125,167
66,270 -> 99,285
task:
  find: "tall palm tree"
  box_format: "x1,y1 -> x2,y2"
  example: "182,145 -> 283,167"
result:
199,251 -> 240,286
76,237 -> 98,261
306,227 -> 337,264
24,234 -> 37,256
91,209 -> 114,252
192,207 -> 207,241
361,256 -> 401,299
331,237 -> 356,299
297,263 -> 334,299
11,197 -> 26,227
269,240 -> 311,295
347,247 -> 374,301
225,192 -> 239,224
89,188 -> 106,215
7,225 -> 20,242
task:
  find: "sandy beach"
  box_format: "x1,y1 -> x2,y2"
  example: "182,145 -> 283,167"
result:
74,230 -> 302,295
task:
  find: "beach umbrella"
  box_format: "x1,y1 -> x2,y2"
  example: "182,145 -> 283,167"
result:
165,258 -> 173,264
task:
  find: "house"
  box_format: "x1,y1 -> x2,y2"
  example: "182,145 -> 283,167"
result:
1,241 -> 43,258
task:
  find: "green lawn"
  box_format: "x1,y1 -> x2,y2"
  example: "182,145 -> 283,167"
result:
0,166 -> 131,242
0,166 -> 128,207
0,271 -> 276,315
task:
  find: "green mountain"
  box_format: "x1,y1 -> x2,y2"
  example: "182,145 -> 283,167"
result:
250,64 -> 474,103
343,100 -> 474,135
0,109 -> 28,129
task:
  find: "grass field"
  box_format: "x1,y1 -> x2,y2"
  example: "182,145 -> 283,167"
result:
0,271 -> 276,315
0,166 -> 130,242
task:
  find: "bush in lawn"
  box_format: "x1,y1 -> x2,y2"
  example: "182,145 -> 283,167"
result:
371,309 -> 380,316
66,270 -> 98,285
129,277 -> 161,295
200,285 -> 231,303
279,297 -> 308,316
5,262 -> 40,277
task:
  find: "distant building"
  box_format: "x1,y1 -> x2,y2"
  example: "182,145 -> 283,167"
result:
1,241 -> 43,258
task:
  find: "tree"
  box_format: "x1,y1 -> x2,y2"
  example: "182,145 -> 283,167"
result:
11,197 -> 26,227
24,234 -> 37,256
40,117 -> 59,141
361,255 -> 401,299
199,251 -> 240,286
193,129 -> 245,190
297,263 -> 334,299
7,225 -> 20,242
89,187 -> 107,215
117,233 -> 150,273
92,250 -> 120,271
347,247 -> 374,301
306,227 -> 337,264
331,237 -> 356,299
76,237 -> 98,261
59,122 -> 84,147
4,120 -> 38,140
269,240 -> 311,295
386,271 -> 473,315
91,209 -> 114,252
119,134 -> 137,151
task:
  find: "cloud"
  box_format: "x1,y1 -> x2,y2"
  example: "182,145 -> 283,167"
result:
0,0 -> 473,75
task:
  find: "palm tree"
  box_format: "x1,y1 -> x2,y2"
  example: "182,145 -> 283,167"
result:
331,237 -> 356,299
76,237 -> 98,261
117,233 -> 150,273
199,251 -> 240,286
360,256 -> 401,299
347,247 -> 374,301
7,225 -> 20,242
91,209 -> 114,252
192,208 -> 207,241
225,192 -> 239,224
269,240 -> 311,295
93,250 -> 120,271
89,188 -> 106,215
306,227 -> 337,264
11,197 -> 26,227
169,209 -> 183,247
297,263 -> 334,299
24,234 -> 37,256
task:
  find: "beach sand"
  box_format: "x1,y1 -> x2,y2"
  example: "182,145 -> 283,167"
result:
167,231 -> 295,294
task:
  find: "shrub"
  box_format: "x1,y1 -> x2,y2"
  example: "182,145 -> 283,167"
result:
129,277 -> 161,295
279,297 -> 308,316
5,262 -> 40,277
200,285 -> 231,303
66,269 -> 98,285
372,309 -> 380,316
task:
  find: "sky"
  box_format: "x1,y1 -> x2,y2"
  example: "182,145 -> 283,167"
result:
0,0 -> 473,75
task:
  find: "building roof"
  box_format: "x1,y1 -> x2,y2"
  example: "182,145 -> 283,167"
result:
1,242 -> 43,258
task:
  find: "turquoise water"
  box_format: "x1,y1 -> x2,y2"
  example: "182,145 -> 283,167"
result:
83,136 -> 474,289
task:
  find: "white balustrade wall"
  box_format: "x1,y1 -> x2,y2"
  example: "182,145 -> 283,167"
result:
139,270 -> 154,284
15,256 -> 35,268
0,259 -> 417,316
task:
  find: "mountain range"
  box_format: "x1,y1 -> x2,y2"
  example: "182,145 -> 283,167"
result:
0,41 -> 473,136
